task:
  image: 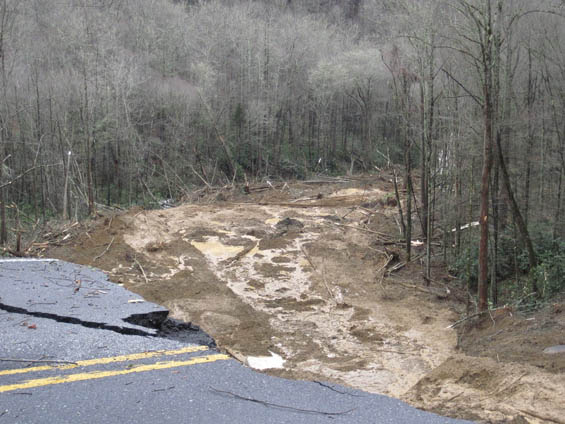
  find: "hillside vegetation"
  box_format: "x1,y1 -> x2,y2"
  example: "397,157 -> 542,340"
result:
1,0 -> 564,308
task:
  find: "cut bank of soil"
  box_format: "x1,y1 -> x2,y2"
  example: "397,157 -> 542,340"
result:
43,175 -> 565,423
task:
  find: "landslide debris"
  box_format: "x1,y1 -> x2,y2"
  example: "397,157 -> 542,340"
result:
42,175 -> 565,423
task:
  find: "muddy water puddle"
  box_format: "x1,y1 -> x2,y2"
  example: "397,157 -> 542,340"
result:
190,237 -> 246,261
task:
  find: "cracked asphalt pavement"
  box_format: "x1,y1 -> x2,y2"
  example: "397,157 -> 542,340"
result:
0,259 -> 473,423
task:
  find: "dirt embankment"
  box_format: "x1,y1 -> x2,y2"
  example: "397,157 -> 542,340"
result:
43,175 -> 565,423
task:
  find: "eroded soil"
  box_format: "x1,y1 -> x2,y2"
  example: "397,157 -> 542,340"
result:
43,175 -> 565,423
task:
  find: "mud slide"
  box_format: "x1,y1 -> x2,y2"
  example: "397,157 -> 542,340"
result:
45,176 -> 565,423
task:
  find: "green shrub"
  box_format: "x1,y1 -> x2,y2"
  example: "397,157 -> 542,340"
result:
450,225 -> 565,302
450,240 -> 479,291
529,239 -> 565,299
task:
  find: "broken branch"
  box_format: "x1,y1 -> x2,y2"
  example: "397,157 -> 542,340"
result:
300,245 -> 337,303
373,348 -> 412,355
225,242 -> 258,266
94,236 -> 115,261
516,409 -> 565,424
488,373 -> 527,396
389,280 -> 447,297
190,164 -> 212,189
375,254 -> 394,290
445,306 -> 514,329
133,256 -> 149,284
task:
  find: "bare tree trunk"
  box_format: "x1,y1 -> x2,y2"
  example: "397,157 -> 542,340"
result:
62,151 -> 71,220
491,157 -> 499,307
420,82 -> 428,242
393,169 -> 406,241
478,80 -> 494,312
539,97 -> 546,206
405,144 -> 412,262
496,133 -> 538,293
0,0 -> 11,244
524,47 -> 536,228
426,143 -> 434,281
0,147 -> 6,245
554,165 -> 563,241
80,3 -> 95,216
400,74 -> 412,261
81,75 -> 95,216
419,47 -> 435,243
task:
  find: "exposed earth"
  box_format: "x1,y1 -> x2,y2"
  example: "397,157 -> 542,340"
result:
37,174 -> 565,423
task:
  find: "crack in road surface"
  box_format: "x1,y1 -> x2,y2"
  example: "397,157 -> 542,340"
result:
0,301 -> 216,347
0,300 -> 158,336
0,259 -> 217,347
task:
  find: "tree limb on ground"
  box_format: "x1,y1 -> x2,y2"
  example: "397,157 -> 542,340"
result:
225,242 -> 258,266
445,305 -> 512,329
389,280 -> 448,298
300,245 -> 338,303
94,236 -> 115,261
133,256 -> 148,284
516,408 -> 565,424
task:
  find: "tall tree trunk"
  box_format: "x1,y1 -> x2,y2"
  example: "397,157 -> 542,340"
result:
405,133 -> 412,262
80,2 -> 95,216
491,158 -> 500,306
554,165 -> 563,241
0,146 -> 6,245
478,80 -> 494,312
420,81 -> 428,241
496,133 -> 538,294
62,151 -> 71,220
0,0 -> 9,244
524,46 -> 535,228
82,77 -> 95,216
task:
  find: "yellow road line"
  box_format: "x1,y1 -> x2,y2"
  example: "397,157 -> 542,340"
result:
0,345 -> 210,377
0,354 -> 230,393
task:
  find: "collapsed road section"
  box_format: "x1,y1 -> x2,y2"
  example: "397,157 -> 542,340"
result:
0,259 -> 214,347
0,258 -> 474,424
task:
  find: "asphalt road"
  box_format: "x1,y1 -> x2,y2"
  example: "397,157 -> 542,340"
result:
0,259 -> 473,424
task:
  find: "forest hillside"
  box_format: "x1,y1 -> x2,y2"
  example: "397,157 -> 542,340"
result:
1,0 -> 564,308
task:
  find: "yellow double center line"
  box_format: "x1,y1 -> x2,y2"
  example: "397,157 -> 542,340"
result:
0,346 -> 230,393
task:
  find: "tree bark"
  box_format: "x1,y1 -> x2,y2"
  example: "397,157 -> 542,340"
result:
0,148 -> 6,245
496,132 -> 538,293
491,157 -> 499,306
554,165 -> 563,241
478,89 -> 493,312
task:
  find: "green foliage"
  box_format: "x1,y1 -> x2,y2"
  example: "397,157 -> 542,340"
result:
488,230 -> 526,281
450,236 -> 479,290
528,233 -> 565,299
232,103 -> 246,129
10,202 -> 57,223
322,157 -> 344,175
233,141 -> 257,176
450,225 -> 565,302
